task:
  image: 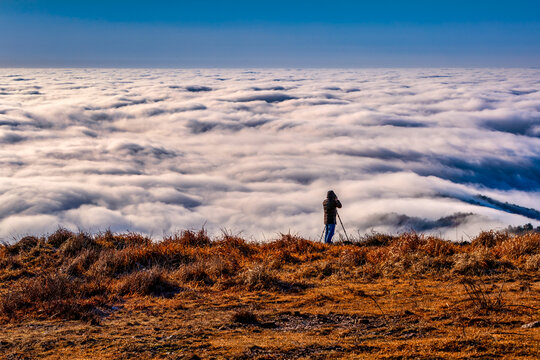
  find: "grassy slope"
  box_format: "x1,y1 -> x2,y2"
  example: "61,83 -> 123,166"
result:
0,229 -> 539,359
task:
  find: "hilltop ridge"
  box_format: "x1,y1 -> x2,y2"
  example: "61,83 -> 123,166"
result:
0,228 -> 539,359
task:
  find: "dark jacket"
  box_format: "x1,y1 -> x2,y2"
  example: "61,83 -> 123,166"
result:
323,197 -> 342,224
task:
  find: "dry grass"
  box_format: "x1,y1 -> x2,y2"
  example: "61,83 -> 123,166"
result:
230,309 -> 259,325
0,273 -> 107,323
0,229 -> 539,359
116,267 -> 179,297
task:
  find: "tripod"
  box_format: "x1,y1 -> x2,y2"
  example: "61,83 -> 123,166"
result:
337,210 -> 350,242
319,211 -> 350,243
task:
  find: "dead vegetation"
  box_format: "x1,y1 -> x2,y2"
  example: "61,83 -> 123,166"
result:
0,229 -> 539,359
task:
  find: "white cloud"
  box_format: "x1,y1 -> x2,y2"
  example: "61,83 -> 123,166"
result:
1,68 -> 539,242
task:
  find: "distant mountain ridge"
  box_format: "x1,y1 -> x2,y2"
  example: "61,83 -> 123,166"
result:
468,194 -> 540,221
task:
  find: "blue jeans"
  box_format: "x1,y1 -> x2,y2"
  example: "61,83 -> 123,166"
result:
324,224 -> 336,244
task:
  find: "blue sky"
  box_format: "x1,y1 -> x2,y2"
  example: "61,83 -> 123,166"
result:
1,1 -> 539,67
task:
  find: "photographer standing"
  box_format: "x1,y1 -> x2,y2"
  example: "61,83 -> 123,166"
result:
323,190 -> 342,244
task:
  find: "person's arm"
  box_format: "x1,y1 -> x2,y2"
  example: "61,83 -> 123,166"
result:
336,200 -> 342,208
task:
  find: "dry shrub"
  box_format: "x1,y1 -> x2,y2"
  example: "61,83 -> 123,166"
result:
452,250 -> 512,276
116,267 -> 178,297
364,234 -> 458,276
300,257 -> 345,279
203,255 -> 239,279
167,229 -> 211,248
60,232 -> 99,257
388,233 -> 424,255
360,263 -> 383,279
378,253 -> 420,277
173,252 -> 239,286
237,264 -> 304,292
176,262 -> 215,285
316,260 -> 338,278
82,275 -> 112,297
64,249 -> 101,277
385,234 -> 457,259
298,260 -> 339,279
0,273 -> 104,322
377,253 -> 453,277
262,234 -> 324,255
95,230 -> 151,249
460,277 -> 505,312
338,248 -> 368,267
241,264 -> 278,290
395,240 -> 455,275
0,244 -> 22,270
91,248 -> 134,276
0,251 -> 21,271
494,233 -> 540,260
299,263 -> 319,279
5,236 -> 41,255
420,237 -> 456,256
365,247 -> 388,265
173,254 -> 239,286
313,248 -> 368,277
413,255 -> 454,275
216,236 -> 255,257
231,309 -> 258,324
267,250 -> 300,270
300,257 -> 358,279
524,254 -> 540,271
90,245 -> 192,276
471,230 -> 508,248
46,227 -> 74,248
90,249 -> 127,276
359,232 -> 395,247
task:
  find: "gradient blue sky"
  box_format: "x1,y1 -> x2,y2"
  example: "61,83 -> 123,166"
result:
1,0 -> 539,67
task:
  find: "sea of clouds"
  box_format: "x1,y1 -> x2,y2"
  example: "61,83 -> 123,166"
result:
1,68 -> 539,242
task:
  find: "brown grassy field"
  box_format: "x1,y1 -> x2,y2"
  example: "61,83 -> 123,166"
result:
0,229 -> 539,359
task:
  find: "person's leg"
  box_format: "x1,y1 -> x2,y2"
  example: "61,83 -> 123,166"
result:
325,224 -> 335,244
324,224 -> 329,243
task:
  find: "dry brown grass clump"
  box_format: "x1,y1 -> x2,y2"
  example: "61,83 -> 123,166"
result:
524,254 -> 540,270
230,309 -> 259,324
357,231 -> 396,246
3,236 -> 41,255
165,229 -> 211,248
176,253 -> 239,286
215,235 -> 256,257
176,262 -> 216,285
471,230 -> 508,248
460,277 -> 506,312
452,250 -> 513,276
0,273 -> 107,323
46,227 -> 75,248
116,267 -> 179,297
357,233 -> 460,277
63,248 -> 101,277
239,264 -> 283,291
262,234 -> 325,258
234,263 -> 307,292
494,232 -> 540,260
60,232 -> 99,257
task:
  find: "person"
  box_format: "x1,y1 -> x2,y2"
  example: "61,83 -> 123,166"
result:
323,190 -> 342,244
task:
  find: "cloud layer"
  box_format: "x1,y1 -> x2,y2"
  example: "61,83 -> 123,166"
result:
1,68 -> 539,241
